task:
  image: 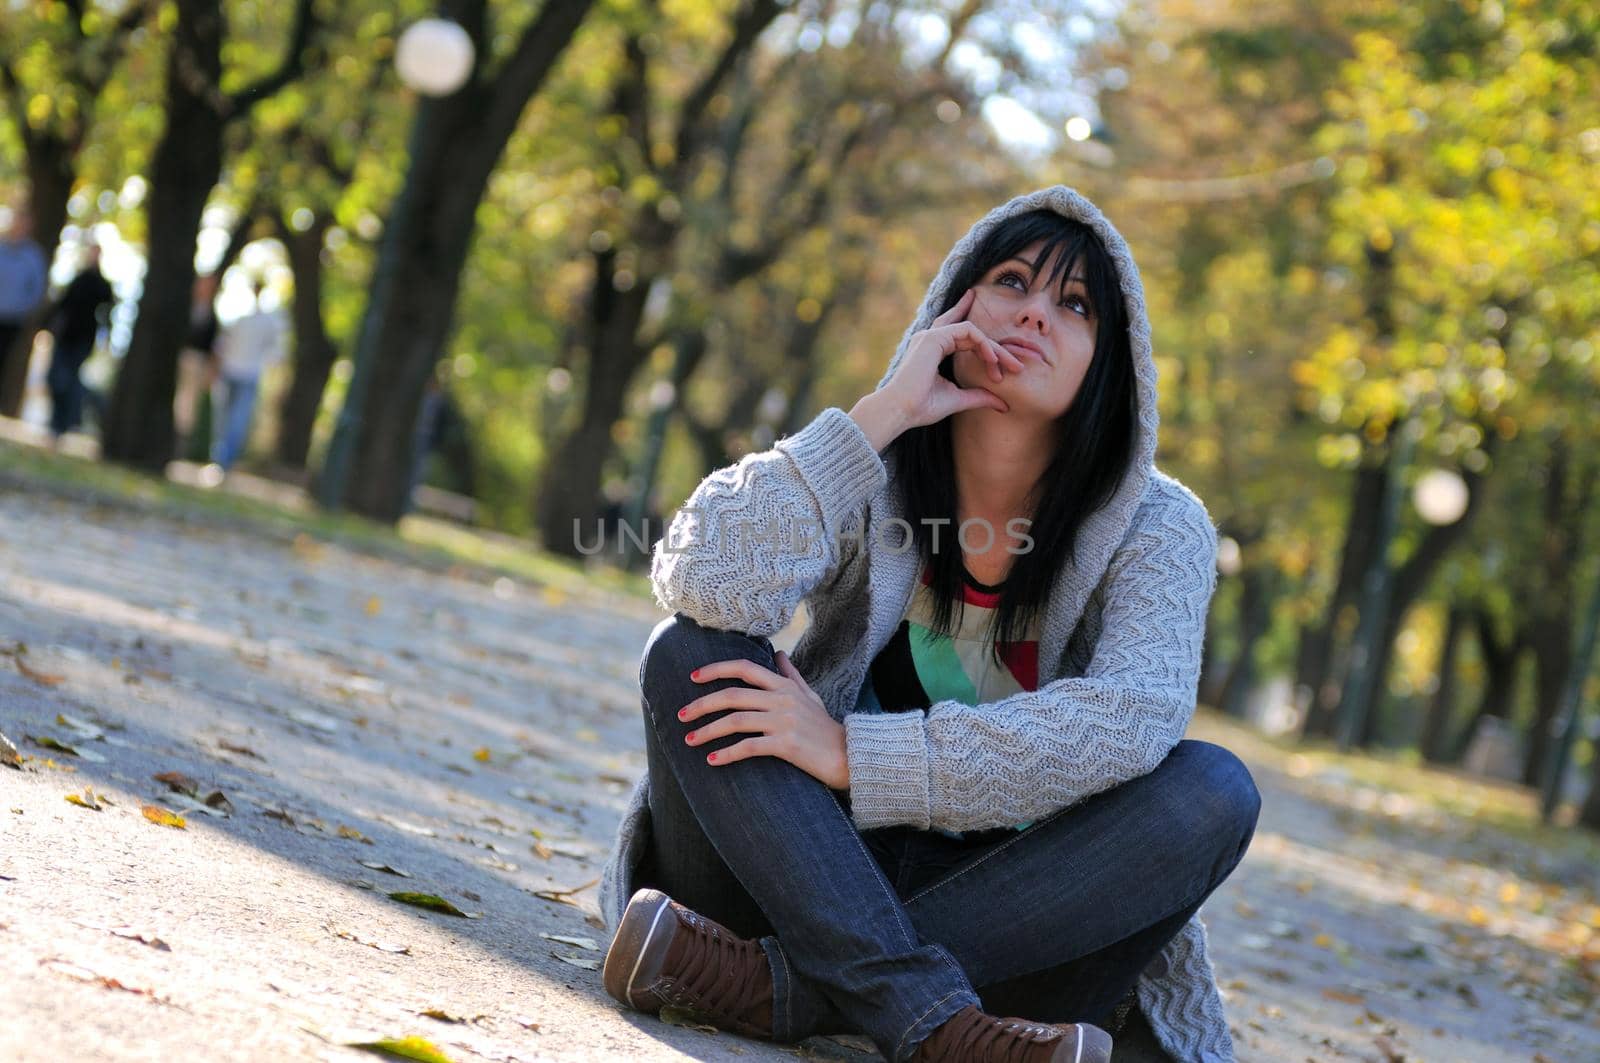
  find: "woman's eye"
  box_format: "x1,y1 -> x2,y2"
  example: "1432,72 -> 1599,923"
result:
996,269 -> 1026,290
1061,294 -> 1090,317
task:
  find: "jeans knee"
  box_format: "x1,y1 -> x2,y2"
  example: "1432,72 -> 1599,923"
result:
638,611 -> 776,703
1179,741 -> 1261,863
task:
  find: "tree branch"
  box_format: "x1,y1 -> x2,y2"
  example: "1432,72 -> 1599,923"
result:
0,57 -> 33,152
482,0 -> 599,149
228,0 -> 319,119
668,0 -> 781,188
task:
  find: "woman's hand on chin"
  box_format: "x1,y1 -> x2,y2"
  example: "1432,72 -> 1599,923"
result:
677,650 -> 850,791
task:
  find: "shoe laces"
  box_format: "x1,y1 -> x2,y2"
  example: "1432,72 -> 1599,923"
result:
921,1005 -> 1064,1063
664,907 -> 769,1026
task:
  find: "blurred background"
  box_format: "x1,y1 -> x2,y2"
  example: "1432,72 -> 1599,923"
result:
1,0 -> 1597,826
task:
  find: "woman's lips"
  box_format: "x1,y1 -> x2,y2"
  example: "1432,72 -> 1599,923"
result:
1000,339 -> 1047,365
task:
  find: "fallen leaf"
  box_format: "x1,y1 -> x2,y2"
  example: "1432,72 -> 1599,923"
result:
539,933 -> 599,951
166,793 -> 229,818
141,805 -> 187,829
27,735 -> 105,763
55,713 -> 104,739
388,892 -> 479,919
511,1017 -> 541,1033
553,952 -> 601,971
41,958 -> 164,1000
288,708 -> 340,733
346,1036 -> 455,1063
1,729 -> 21,769
330,927 -> 411,954
218,740 -> 263,760
65,790 -> 102,811
418,1009 -> 469,1023
364,596 -> 383,617
1322,987 -> 1365,1005
105,926 -> 170,951
153,771 -> 200,797
15,655 -> 64,686
1374,1034 -> 1406,1062
472,747 -> 491,763
203,791 -> 235,814
529,877 -> 599,908
338,825 -> 371,842
360,861 -> 414,878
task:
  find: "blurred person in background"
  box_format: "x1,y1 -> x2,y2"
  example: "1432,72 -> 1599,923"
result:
210,276 -> 287,473
0,206 -> 49,411
174,272 -> 221,461
43,242 -> 115,440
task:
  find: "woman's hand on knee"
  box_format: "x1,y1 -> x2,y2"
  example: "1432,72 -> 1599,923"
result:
678,650 -> 850,791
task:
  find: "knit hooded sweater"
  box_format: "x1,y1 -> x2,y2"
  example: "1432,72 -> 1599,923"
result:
598,185 -> 1235,1062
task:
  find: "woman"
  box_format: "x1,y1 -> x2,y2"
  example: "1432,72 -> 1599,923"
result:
598,185 -> 1260,1063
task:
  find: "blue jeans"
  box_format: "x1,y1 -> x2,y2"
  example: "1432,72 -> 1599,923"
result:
212,374 -> 259,470
47,337 -> 94,436
637,613 -> 1260,1062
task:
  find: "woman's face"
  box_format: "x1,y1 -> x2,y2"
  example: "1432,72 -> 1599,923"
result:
950,238 -> 1100,420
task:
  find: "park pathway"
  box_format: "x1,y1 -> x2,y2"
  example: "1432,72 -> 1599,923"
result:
2,477 -> 1596,1062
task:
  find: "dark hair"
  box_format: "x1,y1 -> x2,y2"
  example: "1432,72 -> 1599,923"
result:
883,208 -> 1137,666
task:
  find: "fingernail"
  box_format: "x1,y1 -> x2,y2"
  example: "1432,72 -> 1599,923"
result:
677,708 -> 687,720
685,731 -> 697,742
707,752 -> 718,763
690,668 -> 700,679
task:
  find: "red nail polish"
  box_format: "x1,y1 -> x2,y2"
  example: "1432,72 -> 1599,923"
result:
707,752 -> 717,763
685,731 -> 697,742
690,668 -> 700,680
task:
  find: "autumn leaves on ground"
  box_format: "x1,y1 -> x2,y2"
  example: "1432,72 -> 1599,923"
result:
1,456 -> 1597,1063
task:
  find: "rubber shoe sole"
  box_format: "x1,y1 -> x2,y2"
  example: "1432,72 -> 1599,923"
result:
1054,1021 -> 1113,1063
602,887 -> 677,1011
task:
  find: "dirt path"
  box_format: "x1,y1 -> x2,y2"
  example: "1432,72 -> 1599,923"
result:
1,482 -> 1596,1062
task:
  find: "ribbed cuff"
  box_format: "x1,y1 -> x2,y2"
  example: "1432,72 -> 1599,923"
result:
773,407 -> 887,539
844,711 -> 931,831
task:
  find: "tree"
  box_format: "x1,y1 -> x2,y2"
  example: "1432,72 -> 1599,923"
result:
0,0 -> 153,415
321,0 -> 598,521
101,0 -> 320,469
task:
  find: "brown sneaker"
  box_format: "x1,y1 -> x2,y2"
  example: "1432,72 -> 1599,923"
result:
602,887 -> 775,1039
909,1003 -> 1113,1063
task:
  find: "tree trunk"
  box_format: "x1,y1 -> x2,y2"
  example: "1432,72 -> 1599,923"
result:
272,209 -> 335,471
1298,454 -> 1387,737
1522,435 -> 1578,787
101,0 -> 226,468
1419,602 -> 1467,762
1219,564 -> 1273,719
1581,745 -> 1600,832
1450,608 -> 1522,762
533,244 -> 657,556
331,0 -> 596,522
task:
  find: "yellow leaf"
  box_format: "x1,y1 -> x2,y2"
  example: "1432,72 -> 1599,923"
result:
65,790 -> 102,810
365,596 -> 382,617
1498,882 -> 1520,905
1313,933 -> 1333,948
141,804 -> 186,829
1467,905 -> 1489,926
473,747 -> 491,763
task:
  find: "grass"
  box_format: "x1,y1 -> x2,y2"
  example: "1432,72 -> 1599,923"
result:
0,434 -> 656,605
1194,704 -> 1600,857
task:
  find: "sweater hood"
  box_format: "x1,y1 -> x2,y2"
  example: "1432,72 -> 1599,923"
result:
869,185 -> 1161,635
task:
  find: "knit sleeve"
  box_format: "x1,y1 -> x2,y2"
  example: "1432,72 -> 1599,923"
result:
842,488 -> 1218,832
648,406 -> 887,638
1134,912 -> 1237,1062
